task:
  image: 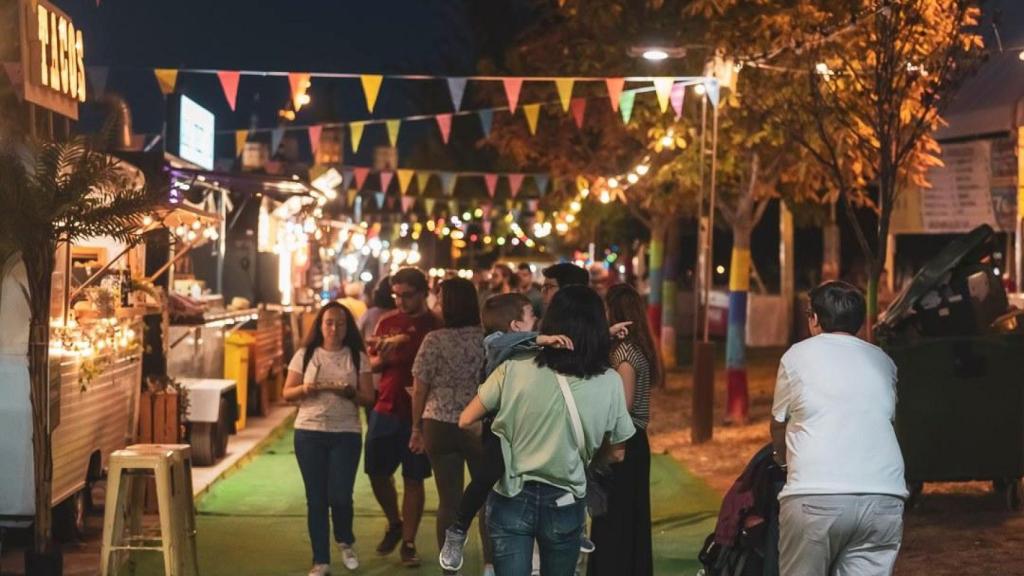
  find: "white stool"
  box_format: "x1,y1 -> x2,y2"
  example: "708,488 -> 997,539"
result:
100,444 -> 199,576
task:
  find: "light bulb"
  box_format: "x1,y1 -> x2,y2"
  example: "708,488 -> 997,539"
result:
627,173 -> 639,184
636,164 -> 650,176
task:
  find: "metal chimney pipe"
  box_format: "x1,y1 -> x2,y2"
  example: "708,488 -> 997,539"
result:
101,93 -> 133,150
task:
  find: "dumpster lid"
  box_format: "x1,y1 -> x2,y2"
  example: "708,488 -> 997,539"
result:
878,224 -> 996,331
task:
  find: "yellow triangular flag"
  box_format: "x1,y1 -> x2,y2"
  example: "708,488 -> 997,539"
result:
154,69 -> 178,95
386,119 -> 401,147
555,78 -> 574,112
397,169 -> 415,195
654,77 -> 674,113
350,122 -> 365,152
523,103 -> 540,135
361,75 -> 383,113
235,130 -> 248,157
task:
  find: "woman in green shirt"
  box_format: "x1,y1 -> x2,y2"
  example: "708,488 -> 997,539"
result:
460,285 -> 635,576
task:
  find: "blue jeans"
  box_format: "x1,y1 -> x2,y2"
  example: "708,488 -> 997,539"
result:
487,482 -> 585,576
294,429 -> 362,564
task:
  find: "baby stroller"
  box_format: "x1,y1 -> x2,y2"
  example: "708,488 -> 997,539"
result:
697,444 -> 787,576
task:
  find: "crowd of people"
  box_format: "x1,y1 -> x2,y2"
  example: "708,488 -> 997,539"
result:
283,262 -> 656,576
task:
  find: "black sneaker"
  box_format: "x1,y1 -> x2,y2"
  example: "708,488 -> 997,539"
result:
400,541 -> 421,567
376,523 -> 403,556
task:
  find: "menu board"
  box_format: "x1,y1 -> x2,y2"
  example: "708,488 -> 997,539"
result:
920,140 -> 999,233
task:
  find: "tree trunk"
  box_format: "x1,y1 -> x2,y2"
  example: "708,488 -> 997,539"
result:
646,219 -> 668,342
24,253 -> 55,555
660,222 -> 682,370
725,224 -> 752,424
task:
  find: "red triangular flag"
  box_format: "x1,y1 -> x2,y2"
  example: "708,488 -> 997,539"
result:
508,173 -> 525,198
401,196 -> 416,214
605,77 -> 625,112
308,125 -> 323,156
217,71 -> 241,111
353,167 -> 370,190
484,174 -> 499,198
503,78 -> 523,113
380,171 -> 394,192
436,113 -> 453,144
570,98 -> 586,129
288,72 -> 311,110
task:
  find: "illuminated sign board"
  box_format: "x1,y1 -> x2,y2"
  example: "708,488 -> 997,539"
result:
19,0 -> 86,119
178,95 -> 215,170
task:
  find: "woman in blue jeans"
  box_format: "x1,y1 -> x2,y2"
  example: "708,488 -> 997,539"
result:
283,302 -> 374,576
459,285 -> 636,576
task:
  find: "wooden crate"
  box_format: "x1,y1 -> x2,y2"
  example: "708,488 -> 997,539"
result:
137,390 -> 182,512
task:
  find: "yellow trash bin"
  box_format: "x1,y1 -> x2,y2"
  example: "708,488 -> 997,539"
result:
224,331 -> 254,431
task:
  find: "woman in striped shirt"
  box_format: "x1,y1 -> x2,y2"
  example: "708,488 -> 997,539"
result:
588,283 -> 661,576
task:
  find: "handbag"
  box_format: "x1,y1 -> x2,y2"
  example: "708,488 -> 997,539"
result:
555,373 -> 610,517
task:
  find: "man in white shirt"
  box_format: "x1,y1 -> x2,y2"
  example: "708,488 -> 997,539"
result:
771,281 -> 908,576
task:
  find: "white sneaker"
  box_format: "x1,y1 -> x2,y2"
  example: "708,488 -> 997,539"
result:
337,543 -> 359,571
482,563 -> 496,576
308,564 -> 330,576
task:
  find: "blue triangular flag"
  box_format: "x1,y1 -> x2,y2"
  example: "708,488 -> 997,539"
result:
478,110 -> 493,138
374,191 -> 386,209
342,169 -> 354,190
440,172 -> 457,196
271,128 -> 285,155
704,79 -> 721,108
534,174 -> 550,196
447,77 -> 467,112
88,66 -> 109,98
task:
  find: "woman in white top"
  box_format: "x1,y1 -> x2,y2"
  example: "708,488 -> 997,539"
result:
283,302 -> 374,576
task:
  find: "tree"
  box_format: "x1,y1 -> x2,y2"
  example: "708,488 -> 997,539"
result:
0,135 -> 158,557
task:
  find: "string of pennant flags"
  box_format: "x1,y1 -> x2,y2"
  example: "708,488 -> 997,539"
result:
339,166 -> 551,201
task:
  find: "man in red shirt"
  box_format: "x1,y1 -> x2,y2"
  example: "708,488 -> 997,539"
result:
367,267 -> 439,567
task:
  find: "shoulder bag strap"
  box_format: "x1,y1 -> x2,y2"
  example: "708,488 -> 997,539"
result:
555,373 -> 587,462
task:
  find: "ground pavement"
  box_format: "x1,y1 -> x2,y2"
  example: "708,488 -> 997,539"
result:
159,428 -> 720,576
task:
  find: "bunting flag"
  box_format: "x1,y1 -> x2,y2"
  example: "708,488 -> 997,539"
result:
440,172 -> 457,196
619,90 -> 636,124
447,77 -> 467,111
397,169 -> 415,195
448,200 -> 459,216
353,195 -> 363,220
555,78 -> 574,112
670,82 -> 686,119
534,174 -> 550,196
2,63 -> 23,99
523,104 -> 540,135
350,122 -> 365,152
484,173 -> 498,198
217,70 -> 240,110
401,195 -> 416,214
387,195 -> 397,210
416,171 -> 433,195
342,170 -> 355,191
153,67 -> 178,94
704,79 -> 720,107
527,199 -> 540,212
374,191 -> 387,209
379,171 -> 394,193
483,220 -> 492,235
353,167 -> 370,190
386,119 -> 401,147
346,188 -> 358,207
235,130 -> 249,157
508,173 -> 525,198
502,78 -> 523,113
605,77 -> 625,111
271,128 -> 285,154
424,198 -> 437,215
361,74 -> 383,113
478,110 -> 493,138
288,72 -> 311,110
570,98 -> 586,129
654,77 -> 674,113
308,125 -> 323,156
436,113 -> 453,144
88,66 -> 109,98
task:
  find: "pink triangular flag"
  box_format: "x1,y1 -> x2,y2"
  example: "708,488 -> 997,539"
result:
217,71 -> 241,111
380,171 -> 394,192
570,98 -> 586,129
605,77 -> 625,112
308,125 -> 323,156
503,78 -> 523,113
436,113 -> 453,144
401,196 -> 416,214
353,167 -> 370,190
484,174 -> 499,198
670,82 -> 686,119
508,173 -> 525,198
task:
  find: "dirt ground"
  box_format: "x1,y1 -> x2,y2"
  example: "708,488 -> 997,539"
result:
648,347 -> 1024,575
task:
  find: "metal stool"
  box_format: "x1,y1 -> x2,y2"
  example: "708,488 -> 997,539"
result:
100,444 -> 199,576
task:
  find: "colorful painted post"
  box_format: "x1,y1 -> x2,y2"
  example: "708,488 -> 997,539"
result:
725,245 -> 750,423
647,224 -> 665,340
660,224 -> 682,369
